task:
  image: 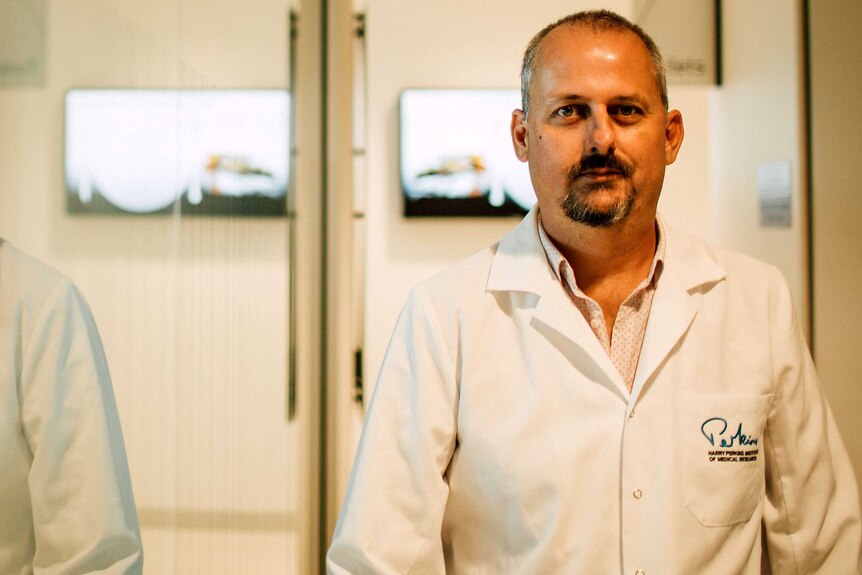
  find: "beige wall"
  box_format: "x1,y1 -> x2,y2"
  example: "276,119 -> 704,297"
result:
810,0 -> 862,502
708,0 -> 808,327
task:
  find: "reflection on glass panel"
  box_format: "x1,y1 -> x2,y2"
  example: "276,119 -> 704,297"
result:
0,0 -> 307,573
65,89 -> 291,216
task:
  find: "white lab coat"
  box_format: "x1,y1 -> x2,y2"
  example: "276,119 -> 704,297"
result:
328,208 -> 861,574
0,240 -> 143,574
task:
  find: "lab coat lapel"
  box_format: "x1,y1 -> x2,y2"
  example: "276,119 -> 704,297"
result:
487,208 -> 628,398
630,226 -> 726,402
533,286 -> 628,397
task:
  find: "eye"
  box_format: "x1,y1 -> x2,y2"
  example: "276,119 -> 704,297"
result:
553,104 -> 588,121
612,104 -> 643,120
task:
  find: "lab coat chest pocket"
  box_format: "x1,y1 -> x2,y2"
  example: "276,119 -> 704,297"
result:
681,393 -> 773,527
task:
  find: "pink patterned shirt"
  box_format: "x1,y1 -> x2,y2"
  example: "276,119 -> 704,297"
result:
536,213 -> 666,392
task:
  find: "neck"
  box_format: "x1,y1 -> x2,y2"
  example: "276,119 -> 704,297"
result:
543,210 -> 658,291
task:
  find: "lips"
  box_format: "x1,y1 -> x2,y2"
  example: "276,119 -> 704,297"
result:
580,169 -> 623,178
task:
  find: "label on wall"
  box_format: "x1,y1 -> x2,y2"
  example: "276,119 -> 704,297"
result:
757,160 -> 793,228
635,0 -> 719,86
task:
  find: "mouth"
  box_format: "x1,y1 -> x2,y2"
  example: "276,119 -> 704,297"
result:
579,169 -> 624,180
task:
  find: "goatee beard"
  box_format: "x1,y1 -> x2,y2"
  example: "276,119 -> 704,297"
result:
561,152 -> 635,228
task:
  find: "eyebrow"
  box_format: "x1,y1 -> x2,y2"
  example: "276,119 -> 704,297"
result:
612,95 -> 649,106
548,94 -> 587,103
548,94 -> 652,109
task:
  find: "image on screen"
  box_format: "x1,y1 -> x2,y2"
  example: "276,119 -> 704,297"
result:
400,88 -> 535,217
65,89 -> 291,216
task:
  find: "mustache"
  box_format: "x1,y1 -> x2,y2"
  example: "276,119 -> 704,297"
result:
567,153 -> 633,181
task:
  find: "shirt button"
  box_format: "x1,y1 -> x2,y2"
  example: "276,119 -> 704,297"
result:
590,318 -> 601,328
633,489 -> 643,499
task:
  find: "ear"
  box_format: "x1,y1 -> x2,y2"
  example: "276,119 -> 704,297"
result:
511,109 -> 529,163
664,109 -> 684,165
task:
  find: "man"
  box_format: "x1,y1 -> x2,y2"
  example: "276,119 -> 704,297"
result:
0,240 -> 143,573
328,10 -> 861,574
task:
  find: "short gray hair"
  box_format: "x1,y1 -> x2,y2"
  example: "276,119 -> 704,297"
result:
520,10 -> 668,114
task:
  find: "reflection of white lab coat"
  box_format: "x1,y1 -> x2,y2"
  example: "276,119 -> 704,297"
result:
328,208 -> 861,574
0,241 -> 142,573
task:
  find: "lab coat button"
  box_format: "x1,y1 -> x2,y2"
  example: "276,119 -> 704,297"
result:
635,570 -> 645,575
633,489 -> 643,499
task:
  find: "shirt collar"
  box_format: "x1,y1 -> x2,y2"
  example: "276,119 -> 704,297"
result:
536,210 -> 666,294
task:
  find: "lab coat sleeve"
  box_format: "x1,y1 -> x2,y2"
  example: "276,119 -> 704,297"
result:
20,279 -> 143,574
761,266 -> 861,573
328,283 -> 458,575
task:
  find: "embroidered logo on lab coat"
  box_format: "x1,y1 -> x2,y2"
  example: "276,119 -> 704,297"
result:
700,417 -> 759,463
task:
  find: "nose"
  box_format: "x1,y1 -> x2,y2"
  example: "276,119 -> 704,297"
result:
586,109 -> 615,155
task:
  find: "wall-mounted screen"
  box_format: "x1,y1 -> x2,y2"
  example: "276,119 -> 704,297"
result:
65,89 -> 290,216
400,89 -> 534,217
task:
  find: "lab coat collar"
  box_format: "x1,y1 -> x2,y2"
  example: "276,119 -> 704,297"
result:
487,206 -> 555,293
487,206 -> 727,402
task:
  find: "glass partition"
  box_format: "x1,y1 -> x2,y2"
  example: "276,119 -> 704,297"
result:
0,0 -> 319,572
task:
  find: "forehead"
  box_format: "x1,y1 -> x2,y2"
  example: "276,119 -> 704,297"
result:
532,25 -> 659,102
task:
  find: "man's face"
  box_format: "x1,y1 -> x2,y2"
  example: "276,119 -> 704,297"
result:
511,25 -> 683,232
